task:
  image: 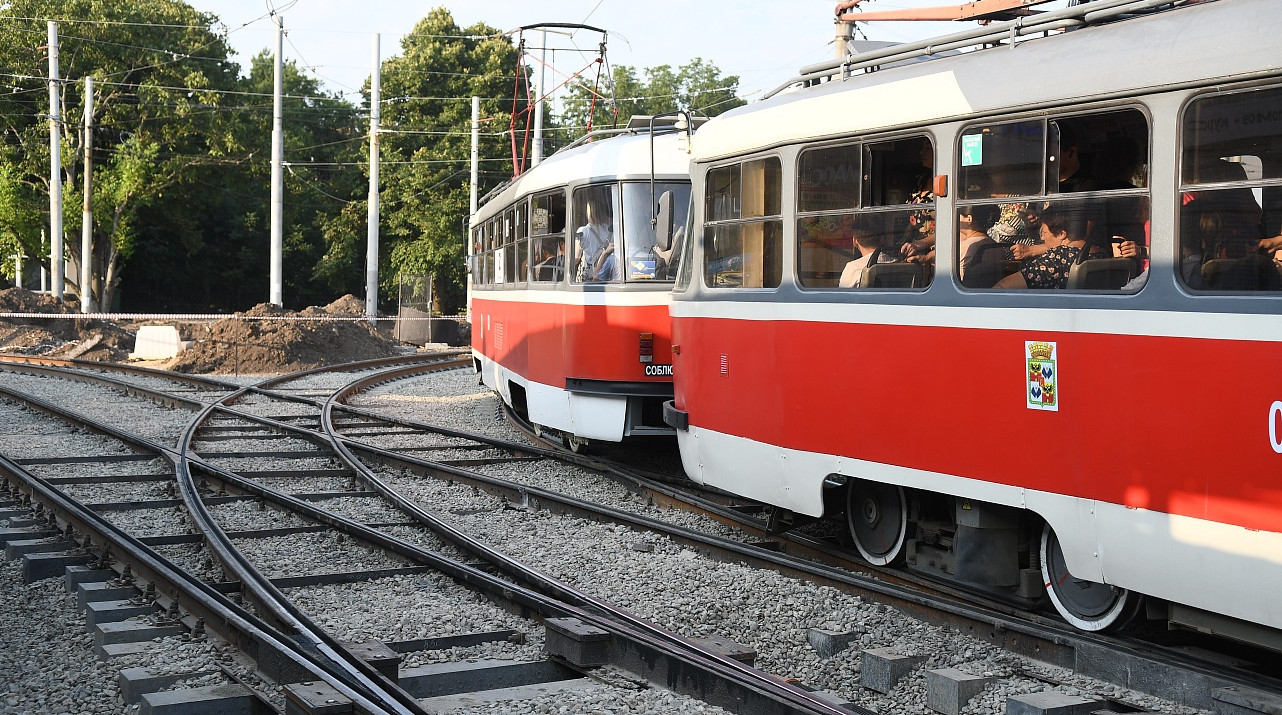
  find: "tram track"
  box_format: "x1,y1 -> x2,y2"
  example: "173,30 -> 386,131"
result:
1,356 -> 1278,714
0,356 -> 862,714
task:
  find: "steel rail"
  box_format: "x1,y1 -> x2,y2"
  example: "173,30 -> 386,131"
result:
0,384 -> 422,714
318,380 -> 865,715
175,387 -> 430,715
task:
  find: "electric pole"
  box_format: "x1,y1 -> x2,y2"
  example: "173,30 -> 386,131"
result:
269,15 -> 284,306
366,33 -> 380,322
81,76 -> 94,313
48,21 -> 63,300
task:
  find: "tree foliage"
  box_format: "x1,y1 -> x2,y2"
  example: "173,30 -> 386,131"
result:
561,58 -> 746,136
0,3 -> 742,316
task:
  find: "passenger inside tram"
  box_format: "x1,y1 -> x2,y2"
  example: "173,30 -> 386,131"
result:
838,213 -> 903,288
994,206 -> 1086,290
574,191 -> 615,283
533,237 -> 565,282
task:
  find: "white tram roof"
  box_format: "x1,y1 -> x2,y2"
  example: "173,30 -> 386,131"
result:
693,0 -> 1279,162
473,130 -> 693,224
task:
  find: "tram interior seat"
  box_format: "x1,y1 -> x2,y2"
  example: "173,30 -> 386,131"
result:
860,261 -> 925,288
961,240 -> 1017,289
1066,257 -> 1137,290
1201,255 -> 1282,291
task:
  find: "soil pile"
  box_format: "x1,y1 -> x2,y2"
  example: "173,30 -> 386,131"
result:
165,297 -> 407,374
0,290 -> 431,373
0,287 -> 134,361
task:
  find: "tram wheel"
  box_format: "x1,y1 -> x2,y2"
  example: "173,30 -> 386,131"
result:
1039,523 -> 1142,632
565,434 -> 589,454
845,479 -> 908,566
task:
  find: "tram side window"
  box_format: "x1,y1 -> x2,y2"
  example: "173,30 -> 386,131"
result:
531,191 -> 566,283
571,184 -> 621,283
703,158 -> 783,289
503,208 -> 518,285
796,136 -> 934,289
470,228 -> 483,285
958,110 -> 1150,292
1179,86 -> 1282,292
515,203 -> 529,284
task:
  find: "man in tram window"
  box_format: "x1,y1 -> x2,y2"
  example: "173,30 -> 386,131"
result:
534,237 -> 565,281
839,213 -> 902,288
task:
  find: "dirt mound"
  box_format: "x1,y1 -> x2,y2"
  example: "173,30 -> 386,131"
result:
165,296 -> 405,374
0,287 -> 71,316
0,287 -> 134,361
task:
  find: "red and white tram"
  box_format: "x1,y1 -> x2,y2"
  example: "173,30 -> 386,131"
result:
663,0 -> 1282,645
471,121 -> 692,451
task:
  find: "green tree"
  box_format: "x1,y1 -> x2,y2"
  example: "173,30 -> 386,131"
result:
561,58 -> 746,138
334,7 -> 528,315
0,0 -> 241,309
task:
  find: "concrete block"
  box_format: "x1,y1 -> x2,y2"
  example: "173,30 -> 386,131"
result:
342,640 -> 402,681
283,681 -> 352,715
0,527 -> 57,546
22,550 -> 93,582
139,683 -> 264,715
118,666 -> 222,704
808,628 -> 862,658
95,620 -> 185,656
130,325 -> 189,361
3,518 -> 40,529
1005,690 -> 1101,715
544,617 -> 610,668
87,599 -> 161,628
691,634 -> 756,666
65,565 -> 117,592
77,581 -> 138,610
1213,685 -> 1282,715
927,668 -> 991,715
399,659 -> 577,699
860,647 -> 926,694
0,508 -> 28,521
5,538 -> 71,560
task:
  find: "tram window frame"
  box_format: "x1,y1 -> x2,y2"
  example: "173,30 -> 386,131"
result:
503,208 -> 518,285
702,157 -> 784,289
796,134 -> 936,290
570,183 -> 623,284
1178,85 -> 1282,294
530,190 -> 567,285
955,108 -> 1151,293
515,201 -> 529,284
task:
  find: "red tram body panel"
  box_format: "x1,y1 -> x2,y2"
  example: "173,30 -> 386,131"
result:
665,0 -> 1282,642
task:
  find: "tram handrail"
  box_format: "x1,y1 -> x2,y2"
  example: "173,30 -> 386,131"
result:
766,0 -> 1187,99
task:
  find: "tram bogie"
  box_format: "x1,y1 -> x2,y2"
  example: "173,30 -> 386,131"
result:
665,0 -> 1282,647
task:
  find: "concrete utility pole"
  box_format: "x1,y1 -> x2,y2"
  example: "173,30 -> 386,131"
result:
469,96 -> 479,218
269,15 -> 284,306
48,21 -> 63,300
531,30 -> 546,167
835,19 -> 856,58
365,33 -> 381,322
81,76 -> 94,313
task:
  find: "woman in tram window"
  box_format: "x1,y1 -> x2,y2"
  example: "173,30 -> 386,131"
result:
994,205 -> 1085,290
